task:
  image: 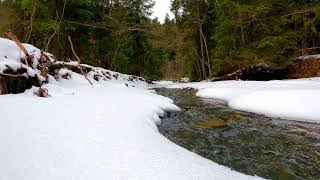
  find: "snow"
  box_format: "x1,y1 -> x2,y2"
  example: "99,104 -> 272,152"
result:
0,37 -> 262,179
296,54 -> 320,60
0,37 -> 50,81
0,37 -> 26,63
54,61 -> 151,88
159,79 -> 320,123
0,37 -> 54,69
0,76 -> 263,180
0,37 -> 150,88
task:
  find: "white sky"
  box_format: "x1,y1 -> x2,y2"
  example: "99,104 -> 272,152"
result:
151,0 -> 174,23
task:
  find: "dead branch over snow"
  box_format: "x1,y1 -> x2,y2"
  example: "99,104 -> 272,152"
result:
67,36 -> 93,85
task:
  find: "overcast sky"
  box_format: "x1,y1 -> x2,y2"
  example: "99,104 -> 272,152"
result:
151,0 -> 174,23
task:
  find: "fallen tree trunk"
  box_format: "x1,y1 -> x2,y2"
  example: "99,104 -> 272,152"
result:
0,74 -> 41,94
211,63 -> 289,81
212,58 -> 320,82
0,33 -> 153,95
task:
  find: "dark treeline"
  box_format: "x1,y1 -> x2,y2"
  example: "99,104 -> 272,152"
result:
1,0 -> 320,80
0,0 -> 164,79
171,0 -> 320,80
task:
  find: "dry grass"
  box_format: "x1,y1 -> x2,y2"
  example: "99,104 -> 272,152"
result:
288,58 -> 320,78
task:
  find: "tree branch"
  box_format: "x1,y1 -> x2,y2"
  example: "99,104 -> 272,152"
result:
67,36 -> 93,85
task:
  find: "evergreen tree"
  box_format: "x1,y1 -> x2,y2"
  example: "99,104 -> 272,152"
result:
1,0 -> 320,80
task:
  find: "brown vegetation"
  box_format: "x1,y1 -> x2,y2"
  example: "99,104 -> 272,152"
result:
288,58 -> 320,78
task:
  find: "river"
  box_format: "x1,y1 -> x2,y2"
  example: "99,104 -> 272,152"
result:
156,88 -> 320,180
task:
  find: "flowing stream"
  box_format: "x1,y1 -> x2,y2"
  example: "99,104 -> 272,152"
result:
156,88 -> 320,180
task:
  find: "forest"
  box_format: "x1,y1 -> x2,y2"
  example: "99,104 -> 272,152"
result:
1,0 -> 320,80
1,1 -> 320,179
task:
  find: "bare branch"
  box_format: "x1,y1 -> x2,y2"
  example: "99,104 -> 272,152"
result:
45,0 -> 67,52
67,36 -> 93,85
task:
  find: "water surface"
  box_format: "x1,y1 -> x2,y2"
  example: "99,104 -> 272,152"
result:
156,88 -> 320,180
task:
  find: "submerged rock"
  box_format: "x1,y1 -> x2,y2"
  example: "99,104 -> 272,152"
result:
223,114 -> 242,121
172,129 -> 194,139
222,129 -> 240,137
278,168 -> 303,180
197,119 -> 228,129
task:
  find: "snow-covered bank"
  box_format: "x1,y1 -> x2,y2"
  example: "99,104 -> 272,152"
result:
0,38 -> 263,179
159,78 -> 320,123
0,78 -> 263,180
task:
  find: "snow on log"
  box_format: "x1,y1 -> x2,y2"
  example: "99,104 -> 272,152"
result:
0,36 -> 153,95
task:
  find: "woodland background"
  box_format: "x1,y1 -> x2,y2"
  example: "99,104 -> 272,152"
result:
1,0 -> 320,80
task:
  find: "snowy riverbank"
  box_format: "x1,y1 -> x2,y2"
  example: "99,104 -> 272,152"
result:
158,78 -> 320,123
0,38 -> 264,179
0,77 -> 264,180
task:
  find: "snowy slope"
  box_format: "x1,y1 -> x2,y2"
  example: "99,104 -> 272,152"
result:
159,79 -> 320,123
